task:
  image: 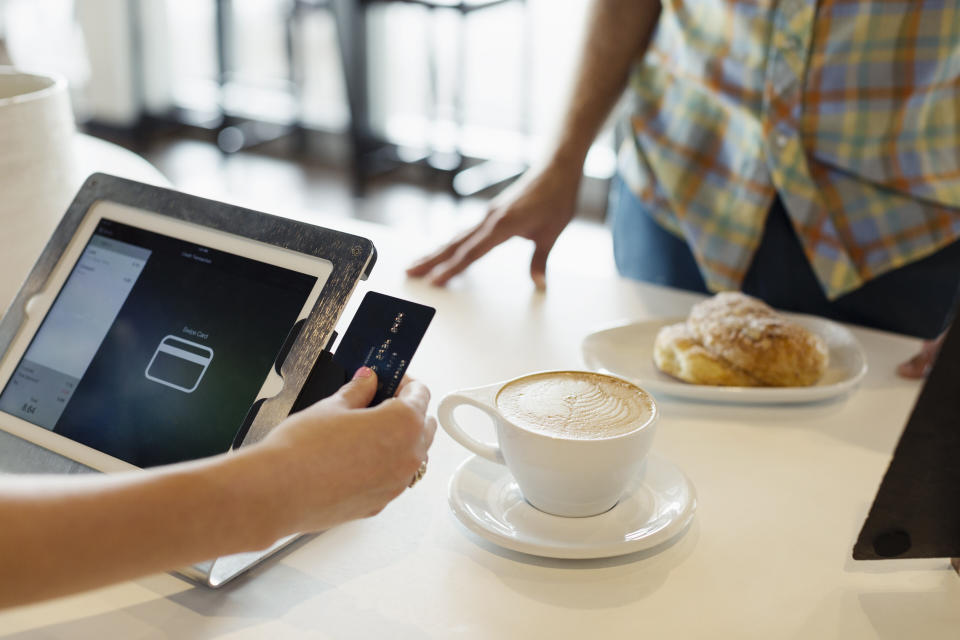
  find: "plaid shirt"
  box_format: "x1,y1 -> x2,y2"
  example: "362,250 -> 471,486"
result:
619,0 -> 960,299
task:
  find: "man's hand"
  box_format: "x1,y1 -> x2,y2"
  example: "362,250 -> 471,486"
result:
406,162 -> 581,289
407,0 -> 661,289
896,333 -> 945,378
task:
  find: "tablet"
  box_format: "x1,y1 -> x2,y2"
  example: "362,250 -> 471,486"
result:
0,173 -> 376,474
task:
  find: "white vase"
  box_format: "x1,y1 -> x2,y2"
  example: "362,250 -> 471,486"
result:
0,66 -> 79,312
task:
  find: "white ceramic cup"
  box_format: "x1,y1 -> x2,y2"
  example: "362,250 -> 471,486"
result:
439,370 -> 659,517
0,67 -> 77,311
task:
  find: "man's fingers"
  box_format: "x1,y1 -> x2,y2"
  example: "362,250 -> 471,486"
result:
529,241 -> 554,291
896,334 -> 945,379
406,242 -> 461,277
406,226 -> 479,276
329,368 -> 379,409
896,355 -> 929,379
426,228 -> 504,286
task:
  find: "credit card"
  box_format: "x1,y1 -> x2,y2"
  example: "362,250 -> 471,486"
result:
333,292 -> 435,406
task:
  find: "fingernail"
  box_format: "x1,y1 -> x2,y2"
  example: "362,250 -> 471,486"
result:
353,366 -> 374,380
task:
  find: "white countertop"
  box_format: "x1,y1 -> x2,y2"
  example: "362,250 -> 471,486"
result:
1,193 -> 958,638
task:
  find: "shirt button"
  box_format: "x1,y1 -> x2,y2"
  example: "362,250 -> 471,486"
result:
775,133 -> 789,149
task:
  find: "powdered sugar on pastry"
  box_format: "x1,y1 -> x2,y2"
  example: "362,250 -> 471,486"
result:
653,322 -> 762,386
652,292 -> 829,387
685,292 -> 828,387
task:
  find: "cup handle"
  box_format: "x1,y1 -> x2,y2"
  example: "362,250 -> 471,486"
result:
437,384 -> 505,465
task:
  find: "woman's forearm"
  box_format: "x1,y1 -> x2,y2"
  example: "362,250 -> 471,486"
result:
0,446 -> 284,608
0,372 -> 433,610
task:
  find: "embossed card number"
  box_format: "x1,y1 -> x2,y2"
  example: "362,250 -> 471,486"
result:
333,292 -> 435,406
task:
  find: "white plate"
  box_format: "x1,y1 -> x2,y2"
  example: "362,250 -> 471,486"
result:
581,315 -> 868,404
447,454 -> 696,559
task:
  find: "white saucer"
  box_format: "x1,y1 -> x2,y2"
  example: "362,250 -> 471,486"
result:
447,454 -> 696,559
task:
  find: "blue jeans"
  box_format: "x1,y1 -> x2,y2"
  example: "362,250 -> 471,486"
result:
608,176 -> 960,338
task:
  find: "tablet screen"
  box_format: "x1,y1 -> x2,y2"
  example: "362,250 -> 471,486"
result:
0,218 -> 318,467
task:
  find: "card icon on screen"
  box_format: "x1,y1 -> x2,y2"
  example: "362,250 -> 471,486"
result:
144,335 -> 214,393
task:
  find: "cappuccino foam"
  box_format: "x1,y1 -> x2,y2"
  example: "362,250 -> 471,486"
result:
496,371 -> 653,439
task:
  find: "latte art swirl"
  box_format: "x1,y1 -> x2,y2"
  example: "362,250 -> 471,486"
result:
496,372 -> 653,439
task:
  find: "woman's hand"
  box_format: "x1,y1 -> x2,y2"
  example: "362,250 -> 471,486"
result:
407,161 -> 582,289
260,368 -> 436,536
0,368 -> 436,608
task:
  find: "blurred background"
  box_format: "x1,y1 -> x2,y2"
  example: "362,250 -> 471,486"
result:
0,0 -> 614,237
